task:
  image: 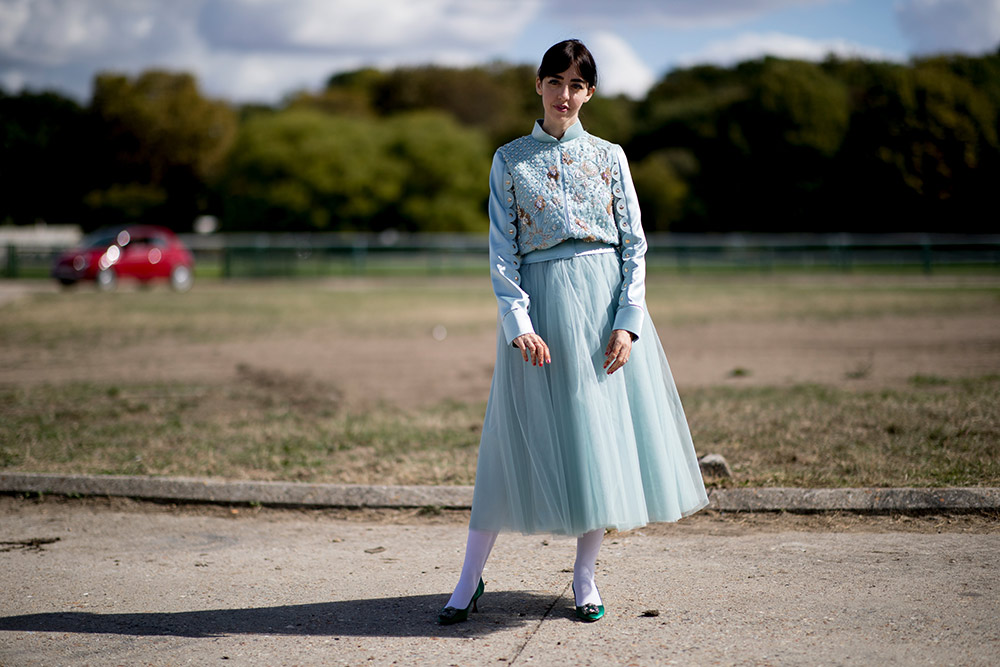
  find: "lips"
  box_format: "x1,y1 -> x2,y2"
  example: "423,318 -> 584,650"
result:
554,104 -> 569,112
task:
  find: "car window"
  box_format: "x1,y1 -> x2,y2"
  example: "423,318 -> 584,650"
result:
83,231 -> 120,248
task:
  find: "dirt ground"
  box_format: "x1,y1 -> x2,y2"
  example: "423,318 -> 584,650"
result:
2,277 -> 999,410
3,495 -> 997,666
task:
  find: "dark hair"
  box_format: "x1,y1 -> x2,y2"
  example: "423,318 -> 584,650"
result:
537,39 -> 597,88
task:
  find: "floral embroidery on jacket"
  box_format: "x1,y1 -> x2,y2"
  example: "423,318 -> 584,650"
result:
498,133 -> 621,254
517,206 -> 533,227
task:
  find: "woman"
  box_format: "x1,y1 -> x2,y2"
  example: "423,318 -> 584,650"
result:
439,40 -> 708,625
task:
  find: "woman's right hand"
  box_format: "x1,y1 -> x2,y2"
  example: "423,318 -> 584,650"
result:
512,333 -> 551,367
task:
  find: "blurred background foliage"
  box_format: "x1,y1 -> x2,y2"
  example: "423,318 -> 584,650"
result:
1,49 -> 998,234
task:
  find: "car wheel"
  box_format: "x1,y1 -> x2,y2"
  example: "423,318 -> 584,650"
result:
96,268 -> 118,292
169,264 -> 194,292
57,278 -> 77,287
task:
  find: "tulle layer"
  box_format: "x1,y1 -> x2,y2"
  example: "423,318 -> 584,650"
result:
469,251 -> 709,537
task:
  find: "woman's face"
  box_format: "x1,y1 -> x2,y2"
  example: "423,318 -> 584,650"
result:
535,64 -> 595,127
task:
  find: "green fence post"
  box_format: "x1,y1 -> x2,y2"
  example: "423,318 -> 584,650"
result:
6,244 -> 17,278
676,247 -> 690,274
921,242 -> 933,275
352,240 -> 367,274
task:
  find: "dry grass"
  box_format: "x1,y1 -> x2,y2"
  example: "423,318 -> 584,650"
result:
0,370 -> 482,485
685,375 -> 1000,487
2,372 -> 997,488
1,272 -> 999,487
4,273 -> 999,349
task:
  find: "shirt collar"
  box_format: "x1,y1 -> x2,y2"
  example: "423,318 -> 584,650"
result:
532,119 -> 585,143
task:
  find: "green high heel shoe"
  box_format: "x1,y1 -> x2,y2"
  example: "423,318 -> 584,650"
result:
438,578 -> 485,625
572,583 -> 605,622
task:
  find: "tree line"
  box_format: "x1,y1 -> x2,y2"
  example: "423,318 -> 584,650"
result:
2,48 -> 998,235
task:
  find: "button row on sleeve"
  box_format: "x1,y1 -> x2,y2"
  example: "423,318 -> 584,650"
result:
610,149 -> 640,305
500,162 -> 522,282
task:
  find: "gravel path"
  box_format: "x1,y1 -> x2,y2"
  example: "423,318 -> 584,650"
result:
2,499 -> 997,666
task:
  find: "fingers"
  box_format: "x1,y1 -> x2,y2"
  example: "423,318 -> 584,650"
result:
604,331 -> 632,375
529,335 -> 550,366
605,353 -> 628,374
514,336 -> 530,363
536,337 -> 549,366
513,334 -> 551,367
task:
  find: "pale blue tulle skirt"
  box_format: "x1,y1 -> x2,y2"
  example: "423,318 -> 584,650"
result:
469,251 -> 709,537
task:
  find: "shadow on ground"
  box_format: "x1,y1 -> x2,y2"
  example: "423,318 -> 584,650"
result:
0,592 -> 562,638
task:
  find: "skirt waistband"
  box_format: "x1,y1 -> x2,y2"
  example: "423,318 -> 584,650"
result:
520,239 -> 616,265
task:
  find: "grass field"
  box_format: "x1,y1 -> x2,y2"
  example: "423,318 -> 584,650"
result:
1,271 -> 998,488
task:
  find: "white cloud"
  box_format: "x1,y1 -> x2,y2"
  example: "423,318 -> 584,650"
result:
0,0 -> 542,101
182,49 -> 368,103
895,0 -> 1000,54
191,0 -> 540,101
1,67 -> 24,92
198,0 -> 537,54
0,0 -> 31,51
0,0 -> 185,66
545,0 -> 831,28
586,31 -> 656,98
677,31 -> 903,67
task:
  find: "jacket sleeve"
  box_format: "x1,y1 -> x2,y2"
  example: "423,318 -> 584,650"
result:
611,145 -> 648,338
488,150 -> 535,345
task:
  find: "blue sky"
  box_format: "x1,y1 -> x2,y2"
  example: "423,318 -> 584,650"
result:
1,0 -> 998,103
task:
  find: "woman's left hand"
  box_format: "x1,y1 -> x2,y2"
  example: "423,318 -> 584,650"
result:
604,329 -> 633,375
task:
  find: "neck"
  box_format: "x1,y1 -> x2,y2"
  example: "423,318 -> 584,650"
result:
541,115 -> 578,140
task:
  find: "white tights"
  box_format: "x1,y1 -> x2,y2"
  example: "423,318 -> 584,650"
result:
445,527 -> 605,609
445,528 -> 498,609
573,528 -> 604,607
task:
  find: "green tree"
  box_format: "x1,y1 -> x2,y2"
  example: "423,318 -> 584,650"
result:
87,70 -> 237,229
634,59 -> 853,232
718,58 -> 851,231
321,63 -> 539,146
630,150 -> 696,232
832,59 -> 999,231
0,90 -> 95,225
218,109 -> 490,232
383,112 -> 491,232
582,94 -> 637,146
219,110 -> 402,231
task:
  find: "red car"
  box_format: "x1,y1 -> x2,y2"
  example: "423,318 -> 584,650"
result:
52,225 -> 195,291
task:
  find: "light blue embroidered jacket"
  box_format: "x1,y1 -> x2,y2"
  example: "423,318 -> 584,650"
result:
489,120 -> 648,345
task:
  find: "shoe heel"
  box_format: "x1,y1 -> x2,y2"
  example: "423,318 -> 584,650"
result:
472,598 -> 479,613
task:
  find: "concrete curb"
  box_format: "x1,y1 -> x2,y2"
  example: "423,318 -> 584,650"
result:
708,486 -> 1000,513
0,473 -> 475,509
2,473 -> 998,513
